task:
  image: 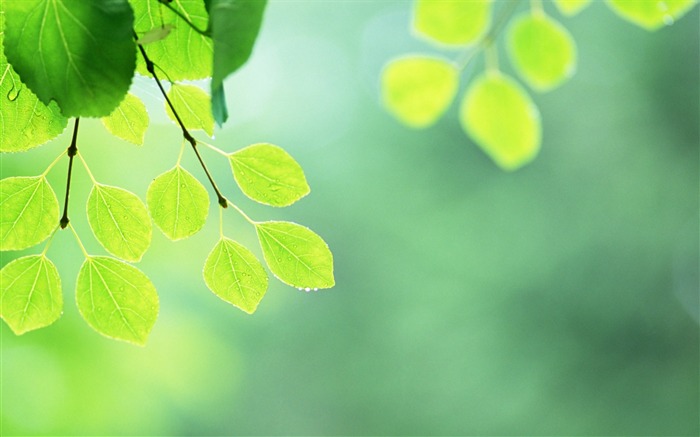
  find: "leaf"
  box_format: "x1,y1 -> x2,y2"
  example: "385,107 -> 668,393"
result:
0,176 -> 59,251
131,0 -> 213,80
255,221 -> 334,289
554,0 -> 593,16
76,256 -> 158,346
147,166 -> 209,241
136,24 -> 175,45
229,143 -> 310,207
165,84 -> 215,137
507,13 -> 577,92
606,0 -> 698,30
1,255 -> 62,335
87,184 -> 152,262
0,12 -> 67,153
413,0 -> 492,46
459,72 -> 541,171
211,82 -> 229,127
381,56 -> 459,128
3,0 -> 136,117
101,93 -> 149,146
203,238 -> 268,314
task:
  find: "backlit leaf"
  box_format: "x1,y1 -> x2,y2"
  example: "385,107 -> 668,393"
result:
147,166 -> 209,241
413,0 -> 492,46
606,0 -> 698,30
101,93 -> 149,146
507,13 -> 577,92
381,56 -> 458,128
203,238 -> 268,314
87,184 -> 152,262
0,176 -> 59,251
136,24 -> 174,45
165,84 -> 214,137
554,0 -> 593,16
229,143 -> 310,207
459,72 -> 541,171
3,0 -> 136,117
1,255 -> 62,335
256,221 -> 334,289
76,256 -> 158,346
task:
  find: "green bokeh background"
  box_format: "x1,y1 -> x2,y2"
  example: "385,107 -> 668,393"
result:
1,1 -> 698,435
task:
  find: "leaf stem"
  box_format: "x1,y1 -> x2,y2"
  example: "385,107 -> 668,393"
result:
42,150 -> 67,177
176,139 -> 186,165
41,226 -> 60,256
198,140 -> 229,157
77,153 -> 98,185
228,201 -> 256,226
60,118 -> 80,229
134,32 -> 228,209
219,205 -> 224,238
157,0 -> 209,36
68,223 -> 90,258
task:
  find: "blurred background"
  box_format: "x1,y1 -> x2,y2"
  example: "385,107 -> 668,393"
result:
1,1 -> 698,435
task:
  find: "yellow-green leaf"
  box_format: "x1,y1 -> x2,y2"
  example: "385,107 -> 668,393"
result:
381,56 -> 458,128
507,13 -> 577,92
1,255 -> 62,335
413,0 -> 492,46
101,93 -> 149,146
203,238 -> 268,314
165,83 -> 214,136
606,0 -> 698,30
554,0 -> 593,16
0,176 -> 59,251
459,72 -> 541,171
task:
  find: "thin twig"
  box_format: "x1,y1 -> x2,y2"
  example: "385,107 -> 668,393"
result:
60,118 -> 80,229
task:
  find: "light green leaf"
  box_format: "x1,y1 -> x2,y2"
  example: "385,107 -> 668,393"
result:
165,83 -> 215,137
131,0 -> 213,80
229,143 -> 310,207
413,0 -> 492,46
459,72 -> 541,171
3,0 -> 136,117
87,184 -> 152,262
101,93 -> 149,146
381,56 -> 459,128
507,13 -> 577,92
203,238 -> 268,314
255,221 -> 334,289
76,256 -> 158,346
147,166 -> 209,241
0,176 -> 59,251
554,0 -> 593,16
136,24 -> 174,45
1,255 -> 62,335
606,0 -> 698,30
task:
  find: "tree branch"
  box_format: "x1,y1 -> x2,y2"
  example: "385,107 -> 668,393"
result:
60,118 -> 80,229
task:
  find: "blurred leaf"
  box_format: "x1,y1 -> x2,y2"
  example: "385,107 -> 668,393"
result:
554,0 -> 593,16
0,255 -> 62,335
229,143 -> 310,207
3,0 -> 135,117
507,13 -> 577,92
212,84 -> 229,126
136,24 -> 174,45
147,166 -> 209,241
413,0 -> 492,46
87,184 -> 152,262
165,83 -> 215,137
101,93 -> 149,146
131,0 -> 212,80
0,176 -> 59,251
255,221 -> 334,289
381,56 -> 458,128
76,256 -> 158,346
203,237 -> 268,314
459,72 -> 541,170
606,0 -> 698,30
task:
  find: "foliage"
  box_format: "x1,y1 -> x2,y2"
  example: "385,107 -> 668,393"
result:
0,0 -> 335,345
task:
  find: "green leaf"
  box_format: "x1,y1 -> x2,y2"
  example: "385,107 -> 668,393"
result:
203,238 -> 268,314
131,0 -> 213,80
1,255 -> 62,335
459,72 -> 541,171
165,84 -> 215,137
136,24 -> 175,45
507,13 -> 577,92
0,176 -> 59,251
255,221 -> 334,289
87,184 -> 152,262
554,0 -> 593,16
381,56 -> 459,128
3,0 -> 136,117
606,0 -> 698,30
413,0 -> 492,46
229,143 -> 310,207
147,166 -> 209,241
211,83 -> 229,126
101,93 -> 149,146
76,256 -> 158,346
